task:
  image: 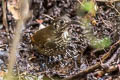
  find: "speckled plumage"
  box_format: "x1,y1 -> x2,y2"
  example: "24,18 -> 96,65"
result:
31,16 -> 88,56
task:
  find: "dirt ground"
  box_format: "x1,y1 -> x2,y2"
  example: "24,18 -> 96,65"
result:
0,0 -> 120,80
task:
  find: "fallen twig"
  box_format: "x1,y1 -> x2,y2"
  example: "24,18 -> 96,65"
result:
102,47 -> 120,67
63,40 -> 120,80
42,14 -> 55,20
94,65 -> 118,77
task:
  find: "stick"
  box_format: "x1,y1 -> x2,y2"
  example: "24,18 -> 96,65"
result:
63,40 -> 120,80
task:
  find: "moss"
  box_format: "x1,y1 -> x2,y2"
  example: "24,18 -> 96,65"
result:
90,37 -> 112,49
77,0 -> 96,17
81,1 -> 94,13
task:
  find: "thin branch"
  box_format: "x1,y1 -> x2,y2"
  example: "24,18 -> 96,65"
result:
2,0 -> 9,38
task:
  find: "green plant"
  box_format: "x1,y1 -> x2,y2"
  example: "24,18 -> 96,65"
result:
77,0 -> 111,49
77,0 -> 97,17
90,37 -> 111,49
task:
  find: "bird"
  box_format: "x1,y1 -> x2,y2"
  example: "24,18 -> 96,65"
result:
31,15 -> 88,56
31,15 -> 72,56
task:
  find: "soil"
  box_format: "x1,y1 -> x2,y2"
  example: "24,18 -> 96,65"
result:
0,0 -> 120,80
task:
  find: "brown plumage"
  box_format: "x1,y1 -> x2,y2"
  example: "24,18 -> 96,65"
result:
31,15 -> 88,56
31,16 -> 72,56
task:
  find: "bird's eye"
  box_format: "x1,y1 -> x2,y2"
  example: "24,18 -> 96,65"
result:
58,20 -> 66,26
60,20 -> 64,24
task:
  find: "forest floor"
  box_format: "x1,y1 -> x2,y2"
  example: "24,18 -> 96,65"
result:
0,0 -> 120,80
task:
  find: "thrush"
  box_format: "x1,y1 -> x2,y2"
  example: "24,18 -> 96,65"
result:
31,16 -> 72,56
31,15 -> 88,56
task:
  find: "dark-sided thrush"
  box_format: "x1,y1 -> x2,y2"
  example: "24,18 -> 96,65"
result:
31,15 -> 88,56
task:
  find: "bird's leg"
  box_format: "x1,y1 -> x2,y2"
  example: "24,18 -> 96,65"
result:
73,54 -> 79,70
72,48 -> 80,70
